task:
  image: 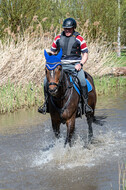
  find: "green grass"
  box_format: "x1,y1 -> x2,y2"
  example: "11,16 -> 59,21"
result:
0,82 -> 44,114
0,77 -> 126,114
94,76 -> 126,95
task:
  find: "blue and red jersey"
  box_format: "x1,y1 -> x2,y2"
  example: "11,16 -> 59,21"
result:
51,32 -> 88,61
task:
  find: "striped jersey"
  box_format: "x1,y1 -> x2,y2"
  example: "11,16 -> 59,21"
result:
51,32 -> 88,61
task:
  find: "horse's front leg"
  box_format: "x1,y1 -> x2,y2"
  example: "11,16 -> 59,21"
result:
51,118 -> 60,139
86,114 -> 93,143
65,114 -> 76,147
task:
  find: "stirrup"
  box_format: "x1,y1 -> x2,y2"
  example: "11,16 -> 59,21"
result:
85,104 -> 93,114
38,103 -> 47,114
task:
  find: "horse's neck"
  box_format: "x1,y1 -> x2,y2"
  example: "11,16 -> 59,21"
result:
59,72 -> 68,97
53,72 -> 69,100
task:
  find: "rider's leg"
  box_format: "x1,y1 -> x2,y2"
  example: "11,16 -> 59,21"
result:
77,68 -> 93,114
62,63 -> 92,114
38,77 -> 48,114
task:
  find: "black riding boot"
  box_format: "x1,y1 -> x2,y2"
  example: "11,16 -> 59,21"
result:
38,88 -> 48,114
81,86 -> 93,114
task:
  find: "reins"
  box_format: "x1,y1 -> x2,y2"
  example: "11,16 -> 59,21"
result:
50,72 -> 74,119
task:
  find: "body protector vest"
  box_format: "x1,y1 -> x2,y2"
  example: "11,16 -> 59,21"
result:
57,31 -> 81,58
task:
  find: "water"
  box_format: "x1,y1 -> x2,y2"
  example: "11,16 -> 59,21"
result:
0,90 -> 126,190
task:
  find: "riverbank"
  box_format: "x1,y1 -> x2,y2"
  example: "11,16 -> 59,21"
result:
94,76 -> 126,95
0,82 -> 44,114
0,76 -> 125,114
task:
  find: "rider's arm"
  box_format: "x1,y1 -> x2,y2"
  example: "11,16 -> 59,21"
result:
76,35 -> 88,69
75,52 -> 88,71
50,35 -> 60,54
80,52 -> 88,66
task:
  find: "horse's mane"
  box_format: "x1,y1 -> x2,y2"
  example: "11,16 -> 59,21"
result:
47,52 -> 53,56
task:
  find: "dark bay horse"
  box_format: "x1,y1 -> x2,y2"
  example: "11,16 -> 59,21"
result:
44,49 -> 102,146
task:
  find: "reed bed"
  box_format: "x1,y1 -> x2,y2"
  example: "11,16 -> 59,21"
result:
0,25 -> 125,113
0,26 -> 115,87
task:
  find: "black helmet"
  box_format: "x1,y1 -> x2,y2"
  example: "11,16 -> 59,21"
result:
62,18 -> 77,29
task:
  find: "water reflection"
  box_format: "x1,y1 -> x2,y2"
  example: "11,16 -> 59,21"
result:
0,107 -> 49,135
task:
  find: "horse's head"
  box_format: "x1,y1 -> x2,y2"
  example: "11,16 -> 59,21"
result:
44,49 -> 63,96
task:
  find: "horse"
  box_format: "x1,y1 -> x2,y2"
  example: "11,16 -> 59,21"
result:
44,49 -> 102,146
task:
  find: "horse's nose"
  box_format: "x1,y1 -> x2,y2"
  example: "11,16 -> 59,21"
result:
48,87 -> 57,95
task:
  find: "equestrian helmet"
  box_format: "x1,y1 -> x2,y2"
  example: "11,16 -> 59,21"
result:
62,18 -> 77,29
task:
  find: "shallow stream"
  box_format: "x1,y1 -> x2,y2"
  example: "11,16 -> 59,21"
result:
0,89 -> 126,190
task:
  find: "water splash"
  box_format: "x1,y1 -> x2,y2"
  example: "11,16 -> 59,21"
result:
31,125 -> 126,169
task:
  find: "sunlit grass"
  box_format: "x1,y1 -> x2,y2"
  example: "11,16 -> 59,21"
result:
94,76 -> 126,95
0,82 -> 44,114
0,76 -> 125,114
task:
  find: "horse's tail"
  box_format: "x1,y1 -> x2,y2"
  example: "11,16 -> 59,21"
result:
93,115 -> 107,126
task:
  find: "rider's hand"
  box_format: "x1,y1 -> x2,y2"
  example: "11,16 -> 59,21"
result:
75,63 -> 82,71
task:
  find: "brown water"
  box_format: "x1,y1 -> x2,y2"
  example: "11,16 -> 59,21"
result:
0,90 -> 126,190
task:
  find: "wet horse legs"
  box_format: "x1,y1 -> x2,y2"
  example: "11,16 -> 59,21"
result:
51,119 -> 60,138
65,115 -> 76,147
87,114 -> 93,143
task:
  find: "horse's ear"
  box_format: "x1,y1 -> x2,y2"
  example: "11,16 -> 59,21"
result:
57,48 -> 62,60
44,49 -> 50,61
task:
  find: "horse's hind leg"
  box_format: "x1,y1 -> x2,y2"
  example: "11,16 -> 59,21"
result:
86,114 -> 93,143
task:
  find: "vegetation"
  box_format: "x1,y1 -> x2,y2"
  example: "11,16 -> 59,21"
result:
0,0 -> 126,114
0,76 -> 125,114
94,76 -> 126,95
0,0 -> 126,44
105,52 -> 126,67
0,82 -> 44,114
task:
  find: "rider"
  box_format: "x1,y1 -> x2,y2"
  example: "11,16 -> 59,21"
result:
38,17 -> 93,114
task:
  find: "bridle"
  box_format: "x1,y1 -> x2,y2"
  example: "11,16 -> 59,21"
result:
49,72 -> 73,120
47,64 -> 64,92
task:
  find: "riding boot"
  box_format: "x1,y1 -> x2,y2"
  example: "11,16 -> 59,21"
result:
38,87 -> 48,114
81,86 -> 93,114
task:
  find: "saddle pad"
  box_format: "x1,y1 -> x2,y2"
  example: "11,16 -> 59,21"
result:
86,79 -> 92,92
69,76 -> 80,95
69,76 -> 92,95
